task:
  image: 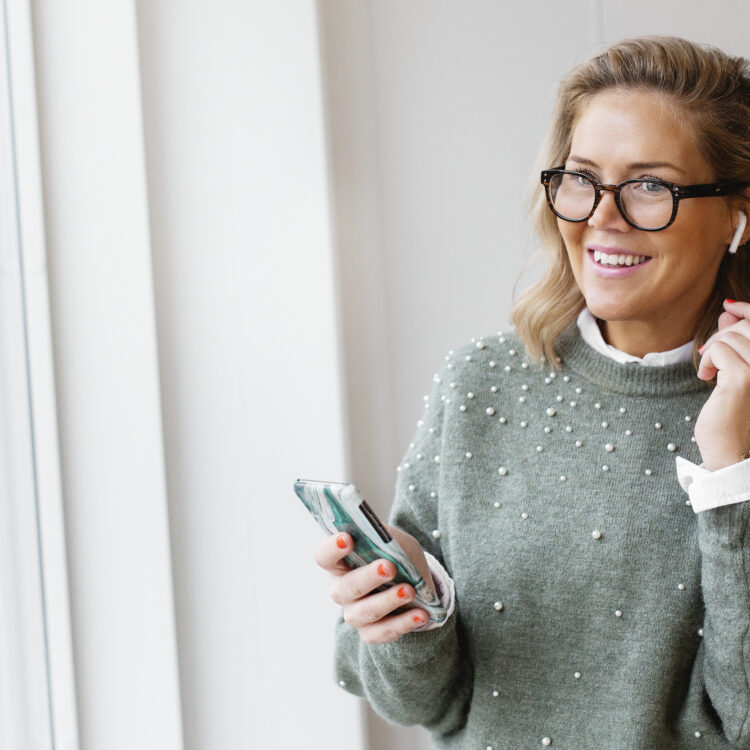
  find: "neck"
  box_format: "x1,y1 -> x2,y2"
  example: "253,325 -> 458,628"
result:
599,317 -> 694,358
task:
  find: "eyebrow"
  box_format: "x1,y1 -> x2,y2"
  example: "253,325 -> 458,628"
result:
567,155 -> 686,174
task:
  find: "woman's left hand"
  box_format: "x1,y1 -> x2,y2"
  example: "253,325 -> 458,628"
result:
695,299 -> 750,471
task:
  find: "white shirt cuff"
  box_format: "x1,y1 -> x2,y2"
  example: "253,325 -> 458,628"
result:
413,550 -> 456,631
675,455 -> 750,513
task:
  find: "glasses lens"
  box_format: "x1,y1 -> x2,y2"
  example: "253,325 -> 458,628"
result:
620,180 -> 673,229
548,172 -> 595,221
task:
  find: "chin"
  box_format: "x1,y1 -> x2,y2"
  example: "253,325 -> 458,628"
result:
583,297 -> 637,323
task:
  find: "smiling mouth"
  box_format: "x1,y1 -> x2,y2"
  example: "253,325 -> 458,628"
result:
591,249 -> 651,268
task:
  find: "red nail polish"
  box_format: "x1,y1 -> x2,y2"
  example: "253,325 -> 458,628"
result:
726,298 -> 736,304
413,615 -> 425,624
397,586 -> 408,599
377,562 -> 389,578
336,535 -> 348,550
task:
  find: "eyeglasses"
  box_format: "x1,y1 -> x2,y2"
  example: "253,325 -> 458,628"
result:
540,167 -> 746,231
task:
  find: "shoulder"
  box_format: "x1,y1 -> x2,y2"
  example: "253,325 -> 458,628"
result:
437,330 -> 540,382
428,330 -> 557,418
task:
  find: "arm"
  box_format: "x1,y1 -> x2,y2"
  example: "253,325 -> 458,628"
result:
333,360 -> 473,733
695,501 -> 750,746
688,298 -> 750,744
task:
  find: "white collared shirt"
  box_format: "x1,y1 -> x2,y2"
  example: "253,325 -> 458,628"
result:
576,308 -> 694,366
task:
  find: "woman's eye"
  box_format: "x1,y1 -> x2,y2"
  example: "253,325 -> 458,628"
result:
639,180 -> 666,193
572,169 -> 596,185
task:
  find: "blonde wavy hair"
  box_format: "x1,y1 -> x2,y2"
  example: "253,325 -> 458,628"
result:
511,35 -> 750,370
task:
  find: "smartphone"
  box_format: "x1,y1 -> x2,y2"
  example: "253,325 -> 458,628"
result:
294,479 -> 447,624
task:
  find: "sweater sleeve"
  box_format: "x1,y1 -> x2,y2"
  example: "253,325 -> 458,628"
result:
333,359 -> 473,734
695,500 -> 750,746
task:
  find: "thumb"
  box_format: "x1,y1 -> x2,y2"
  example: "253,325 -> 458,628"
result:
386,525 -> 433,593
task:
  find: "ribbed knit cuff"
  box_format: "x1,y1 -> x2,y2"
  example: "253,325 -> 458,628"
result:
366,605 -> 460,667
696,499 -> 750,548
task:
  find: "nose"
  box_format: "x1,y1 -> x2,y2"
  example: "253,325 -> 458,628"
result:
587,188 -> 631,232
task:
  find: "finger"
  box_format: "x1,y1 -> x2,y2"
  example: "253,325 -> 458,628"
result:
330,558 -> 397,605
724,299 -> 750,320
357,608 -> 429,645
702,301 -> 750,351
314,533 -> 355,576
385,524 -> 432,588
718,311 -> 742,330
700,318 -> 750,357
342,579 -> 415,627
698,335 -> 750,381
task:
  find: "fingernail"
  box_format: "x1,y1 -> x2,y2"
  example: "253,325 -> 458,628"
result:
336,535 -> 348,550
412,615 -> 425,624
397,586 -> 409,599
726,298 -> 736,304
377,562 -> 390,578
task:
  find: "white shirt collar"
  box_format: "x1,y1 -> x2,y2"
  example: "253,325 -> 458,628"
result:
576,308 -> 694,366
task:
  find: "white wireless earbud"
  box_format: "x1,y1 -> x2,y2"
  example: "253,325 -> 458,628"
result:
728,210 -> 747,254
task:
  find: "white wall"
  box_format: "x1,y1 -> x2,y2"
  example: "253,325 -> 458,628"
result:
135,2 -> 362,749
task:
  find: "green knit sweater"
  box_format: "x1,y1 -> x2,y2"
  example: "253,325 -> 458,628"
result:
334,324 -> 750,749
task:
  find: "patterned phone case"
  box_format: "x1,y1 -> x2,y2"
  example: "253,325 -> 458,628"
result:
294,479 -> 447,623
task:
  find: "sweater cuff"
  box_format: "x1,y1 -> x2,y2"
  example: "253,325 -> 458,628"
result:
366,604 -> 460,667
675,455 -> 750,513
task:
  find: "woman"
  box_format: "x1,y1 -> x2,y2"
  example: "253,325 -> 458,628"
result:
315,36 -> 750,748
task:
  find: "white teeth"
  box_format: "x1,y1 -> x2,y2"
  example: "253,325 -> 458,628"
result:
593,250 -> 647,267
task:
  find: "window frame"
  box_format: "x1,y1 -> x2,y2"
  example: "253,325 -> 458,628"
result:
1,0 -> 79,747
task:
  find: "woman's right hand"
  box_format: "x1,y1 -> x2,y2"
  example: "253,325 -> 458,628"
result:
314,526 -> 430,644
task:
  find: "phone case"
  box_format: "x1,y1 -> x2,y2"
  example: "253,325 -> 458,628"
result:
294,479 -> 447,623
